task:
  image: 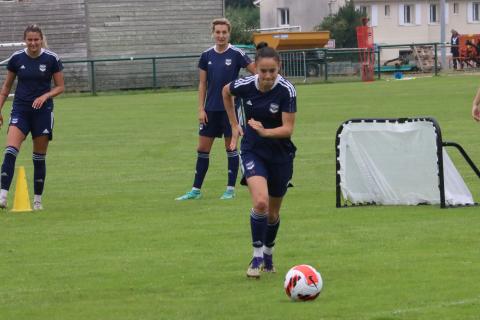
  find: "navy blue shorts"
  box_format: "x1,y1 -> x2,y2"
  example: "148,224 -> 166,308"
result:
9,110 -> 54,140
199,111 -> 232,138
240,150 -> 293,197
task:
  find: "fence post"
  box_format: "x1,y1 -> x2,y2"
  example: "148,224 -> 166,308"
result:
377,47 -> 381,80
302,51 -> 307,82
324,49 -> 328,82
434,43 -> 438,76
89,60 -> 96,96
152,57 -> 157,88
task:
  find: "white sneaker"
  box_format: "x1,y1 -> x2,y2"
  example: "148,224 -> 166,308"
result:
33,201 -> 43,211
0,196 -> 6,209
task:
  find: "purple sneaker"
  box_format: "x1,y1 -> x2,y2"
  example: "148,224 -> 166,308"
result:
246,257 -> 263,278
262,253 -> 276,273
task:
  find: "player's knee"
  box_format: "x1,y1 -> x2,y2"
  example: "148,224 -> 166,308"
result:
254,198 -> 269,213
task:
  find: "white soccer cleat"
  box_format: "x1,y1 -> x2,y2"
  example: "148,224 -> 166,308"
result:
0,196 -> 7,209
33,201 -> 43,211
246,257 -> 263,278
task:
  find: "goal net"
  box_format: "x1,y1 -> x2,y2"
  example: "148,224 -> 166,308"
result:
0,42 -> 25,65
0,42 -> 25,98
336,118 -> 476,207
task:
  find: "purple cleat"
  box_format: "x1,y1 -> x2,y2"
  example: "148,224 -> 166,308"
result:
246,257 -> 263,278
262,253 -> 276,273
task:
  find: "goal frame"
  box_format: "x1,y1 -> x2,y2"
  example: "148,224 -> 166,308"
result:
335,117 -> 479,209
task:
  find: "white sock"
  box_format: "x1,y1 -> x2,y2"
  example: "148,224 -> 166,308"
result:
253,247 -> 263,258
0,189 -> 8,199
34,194 -> 42,203
226,186 -> 234,192
263,245 -> 274,256
192,187 -> 200,192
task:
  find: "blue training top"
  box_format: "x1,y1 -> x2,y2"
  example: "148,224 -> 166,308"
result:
7,48 -> 63,112
198,44 -> 251,112
229,74 -> 297,163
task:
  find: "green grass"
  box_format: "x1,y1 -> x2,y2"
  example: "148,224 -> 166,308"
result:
1,75 -> 479,320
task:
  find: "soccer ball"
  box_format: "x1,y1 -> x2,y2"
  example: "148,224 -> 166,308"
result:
284,264 -> 323,301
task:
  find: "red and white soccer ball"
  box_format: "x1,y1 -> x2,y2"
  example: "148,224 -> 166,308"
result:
284,264 -> 323,301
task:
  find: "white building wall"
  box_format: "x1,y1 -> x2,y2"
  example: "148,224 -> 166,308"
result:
259,0 -> 346,31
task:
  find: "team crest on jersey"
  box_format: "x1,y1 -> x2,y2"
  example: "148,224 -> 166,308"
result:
225,59 -> 232,66
269,103 -> 280,113
39,64 -> 46,72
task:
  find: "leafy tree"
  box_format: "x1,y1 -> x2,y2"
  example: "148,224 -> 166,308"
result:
226,5 -> 259,44
225,0 -> 255,8
315,1 -> 366,48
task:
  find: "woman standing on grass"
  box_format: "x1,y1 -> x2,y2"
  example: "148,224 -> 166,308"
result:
222,45 -> 297,278
176,18 -> 255,201
0,24 -> 64,210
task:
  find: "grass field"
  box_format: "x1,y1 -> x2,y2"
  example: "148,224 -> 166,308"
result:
1,75 -> 479,320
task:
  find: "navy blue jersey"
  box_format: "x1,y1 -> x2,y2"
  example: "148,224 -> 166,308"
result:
230,74 -> 297,163
7,48 -> 63,112
198,44 -> 251,111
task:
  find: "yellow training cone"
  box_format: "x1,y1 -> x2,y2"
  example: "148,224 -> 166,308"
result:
11,166 -> 32,212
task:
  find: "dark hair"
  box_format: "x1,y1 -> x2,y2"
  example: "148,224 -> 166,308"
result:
256,41 -> 269,51
255,46 -> 280,63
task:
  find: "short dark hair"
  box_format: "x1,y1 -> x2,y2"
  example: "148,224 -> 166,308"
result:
256,41 -> 269,51
255,46 -> 280,63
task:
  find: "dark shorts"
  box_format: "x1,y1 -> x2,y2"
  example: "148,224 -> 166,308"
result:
240,150 -> 293,197
9,110 -> 54,140
199,111 -> 232,138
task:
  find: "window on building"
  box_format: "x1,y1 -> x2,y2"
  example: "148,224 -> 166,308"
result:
453,2 -> 459,14
359,5 -> 368,16
385,5 -> 390,16
430,4 -> 438,23
404,4 -> 413,24
278,8 -> 290,26
474,2 -> 480,21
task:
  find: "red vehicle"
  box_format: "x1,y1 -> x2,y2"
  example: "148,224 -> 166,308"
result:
458,34 -> 480,68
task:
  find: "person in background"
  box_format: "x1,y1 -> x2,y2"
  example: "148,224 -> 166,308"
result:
176,18 -> 255,201
451,30 -> 462,70
0,24 -> 64,210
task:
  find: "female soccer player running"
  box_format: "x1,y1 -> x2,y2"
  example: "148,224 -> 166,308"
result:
176,18 -> 255,201
0,25 -> 64,210
222,46 -> 297,278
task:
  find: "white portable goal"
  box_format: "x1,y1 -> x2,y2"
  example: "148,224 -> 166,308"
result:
0,42 -> 25,65
336,117 -> 479,208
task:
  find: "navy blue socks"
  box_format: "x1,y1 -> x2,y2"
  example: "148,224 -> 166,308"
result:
193,151 -> 209,189
1,146 -> 19,191
33,153 -> 46,195
226,149 -> 239,187
250,209 -> 268,257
